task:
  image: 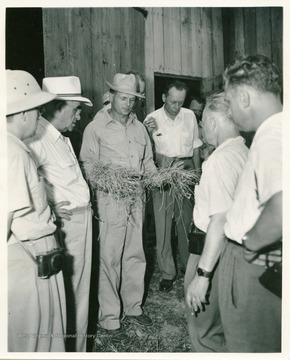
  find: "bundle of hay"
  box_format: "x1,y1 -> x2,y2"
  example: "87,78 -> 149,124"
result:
83,160 -> 200,211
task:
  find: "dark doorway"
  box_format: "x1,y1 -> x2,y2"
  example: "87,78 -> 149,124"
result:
154,73 -> 202,110
6,8 -> 44,85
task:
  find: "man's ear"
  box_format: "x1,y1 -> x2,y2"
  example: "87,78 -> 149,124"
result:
162,94 -> 166,103
109,92 -> 113,102
239,89 -> 250,109
208,116 -> 217,131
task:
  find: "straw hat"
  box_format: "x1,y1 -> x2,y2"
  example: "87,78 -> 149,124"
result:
42,76 -> 93,106
105,73 -> 145,98
6,70 -> 56,116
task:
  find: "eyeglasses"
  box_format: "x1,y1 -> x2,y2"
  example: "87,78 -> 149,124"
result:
66,103 -> 82,116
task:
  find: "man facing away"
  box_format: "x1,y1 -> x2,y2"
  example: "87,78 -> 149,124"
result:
25,76 -> 93,352
79,73 -> 156,343
185,92 -> 248,352
220,54 -> 282,352
144,80 -> 202,292
6,70 -> 66,352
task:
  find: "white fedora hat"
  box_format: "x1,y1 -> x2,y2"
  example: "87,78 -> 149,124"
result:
6,70 -> 56,116
42,76 -> 93,106
106,73 -> 145,99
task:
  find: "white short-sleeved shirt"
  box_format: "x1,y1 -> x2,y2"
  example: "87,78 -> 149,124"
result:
145,106 -> 202,157
194,136 -> 249,233
7,133 -> 56,242
224,113 -> 282,243
25,117 -> 90,210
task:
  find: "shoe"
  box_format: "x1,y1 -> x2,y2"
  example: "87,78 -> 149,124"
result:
159,279 -> 174,292
99,326 -> 129,343
127,313 -> 153,326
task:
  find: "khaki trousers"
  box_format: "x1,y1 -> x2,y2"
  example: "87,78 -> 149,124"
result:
57,206 -> 93,352
8,235 -> 66,352
96,192 -> 146,330
184,254 -> 227,352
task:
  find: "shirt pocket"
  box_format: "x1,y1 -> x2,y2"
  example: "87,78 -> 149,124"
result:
57,159 -> 79,185
133,136 -> 146,160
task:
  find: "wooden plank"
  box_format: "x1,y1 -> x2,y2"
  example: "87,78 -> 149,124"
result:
211,8 -> 224,76
91,8 -> 105,111
120,8 -> 132,72
145,8 -> 155,113
152,7 -> 164,73
271,7 -> 283,75
234,8 -> 245,58
171,7 -> 181,75
200,8 -> 213,78
244,8 -> 257,56
163,7 -> 175,74
191,8 -> 202,77
43,8 -> 69,76
256,7 -> 272,58
130,8 -> 145,73
180,8 -> 193,76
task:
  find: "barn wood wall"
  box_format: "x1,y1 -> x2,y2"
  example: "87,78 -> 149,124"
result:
42,7 -> 145,129
43,7 -> 282,125
145,7 -> 224,113
222,7 -> 283,75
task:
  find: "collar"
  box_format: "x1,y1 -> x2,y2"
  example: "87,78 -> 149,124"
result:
254,112 -> 282,140
214,136 -> 245,153
161,105 -> 184,122
7,132 -> 31,153
38,116 -> 63,143
103,108 -> 136,127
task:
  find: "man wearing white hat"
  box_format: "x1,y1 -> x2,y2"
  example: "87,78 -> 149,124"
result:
6,69 -> 66,352
25,76 -> 93,352
80,73 -> 156,343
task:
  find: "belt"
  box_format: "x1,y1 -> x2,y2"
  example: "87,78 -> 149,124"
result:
172,156 -> 193,161
70,203 -> 92,214
226,237 -> 282,267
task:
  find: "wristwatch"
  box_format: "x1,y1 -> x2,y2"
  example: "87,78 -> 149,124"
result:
196,267 -> 212,279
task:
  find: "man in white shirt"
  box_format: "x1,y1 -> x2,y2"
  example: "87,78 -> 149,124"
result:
25,76 -> 93,352
220,55 -> 282,352
185,92 -> 248,352
144,80 -> 202,292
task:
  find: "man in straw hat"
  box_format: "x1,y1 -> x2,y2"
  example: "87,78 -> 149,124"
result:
6,69 -> 66,352
25,76 -> 93,352
79,73 -> 156,343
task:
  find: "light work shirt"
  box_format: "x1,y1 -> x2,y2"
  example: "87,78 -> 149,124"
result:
144,106 -> 202,157
194,136 -> 248,233
224,113 -> 282,243
7,133 -> 56,242
25,117 -> 90,210
79,108 -> 156,173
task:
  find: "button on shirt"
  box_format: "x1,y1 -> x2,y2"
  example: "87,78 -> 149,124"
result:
25,117 -> 90,210
79,108 -> 156,173
8,133 -> 56,241
194,136 -> 249,233
224,113 -> 282,243
144,106 -> 202,157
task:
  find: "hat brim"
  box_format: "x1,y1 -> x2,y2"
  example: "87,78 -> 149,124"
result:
106,81 -> 145,99
7,91 -> 56,116
55,95 -> 93,107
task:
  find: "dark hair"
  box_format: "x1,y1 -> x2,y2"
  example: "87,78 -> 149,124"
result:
163,80 -> 189,96
126,70 -> 145,94
223,54 -> 281,96
41,100 -> 66,121
189,96 -> 205,105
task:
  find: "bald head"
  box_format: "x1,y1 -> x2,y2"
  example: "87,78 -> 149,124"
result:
201,92 -> 239,147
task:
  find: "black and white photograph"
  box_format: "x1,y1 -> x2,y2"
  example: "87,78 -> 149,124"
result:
1,1 -> 289,359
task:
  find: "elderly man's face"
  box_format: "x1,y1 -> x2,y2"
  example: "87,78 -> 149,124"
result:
162,87 -> 186,118
59,100 -> 82,132
189,100 -> 204,122
112,91 -> 136,116
199,108 -> 216,146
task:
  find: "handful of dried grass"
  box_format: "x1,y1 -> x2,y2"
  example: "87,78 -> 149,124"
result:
83,160 -> 199,211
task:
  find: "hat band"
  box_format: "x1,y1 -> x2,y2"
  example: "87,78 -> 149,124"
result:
56,93 -> 82,97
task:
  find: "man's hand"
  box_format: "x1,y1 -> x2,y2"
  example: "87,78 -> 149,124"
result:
143,116 -> 157,133
186,274 -> 210,314
51,201 -> 72,227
